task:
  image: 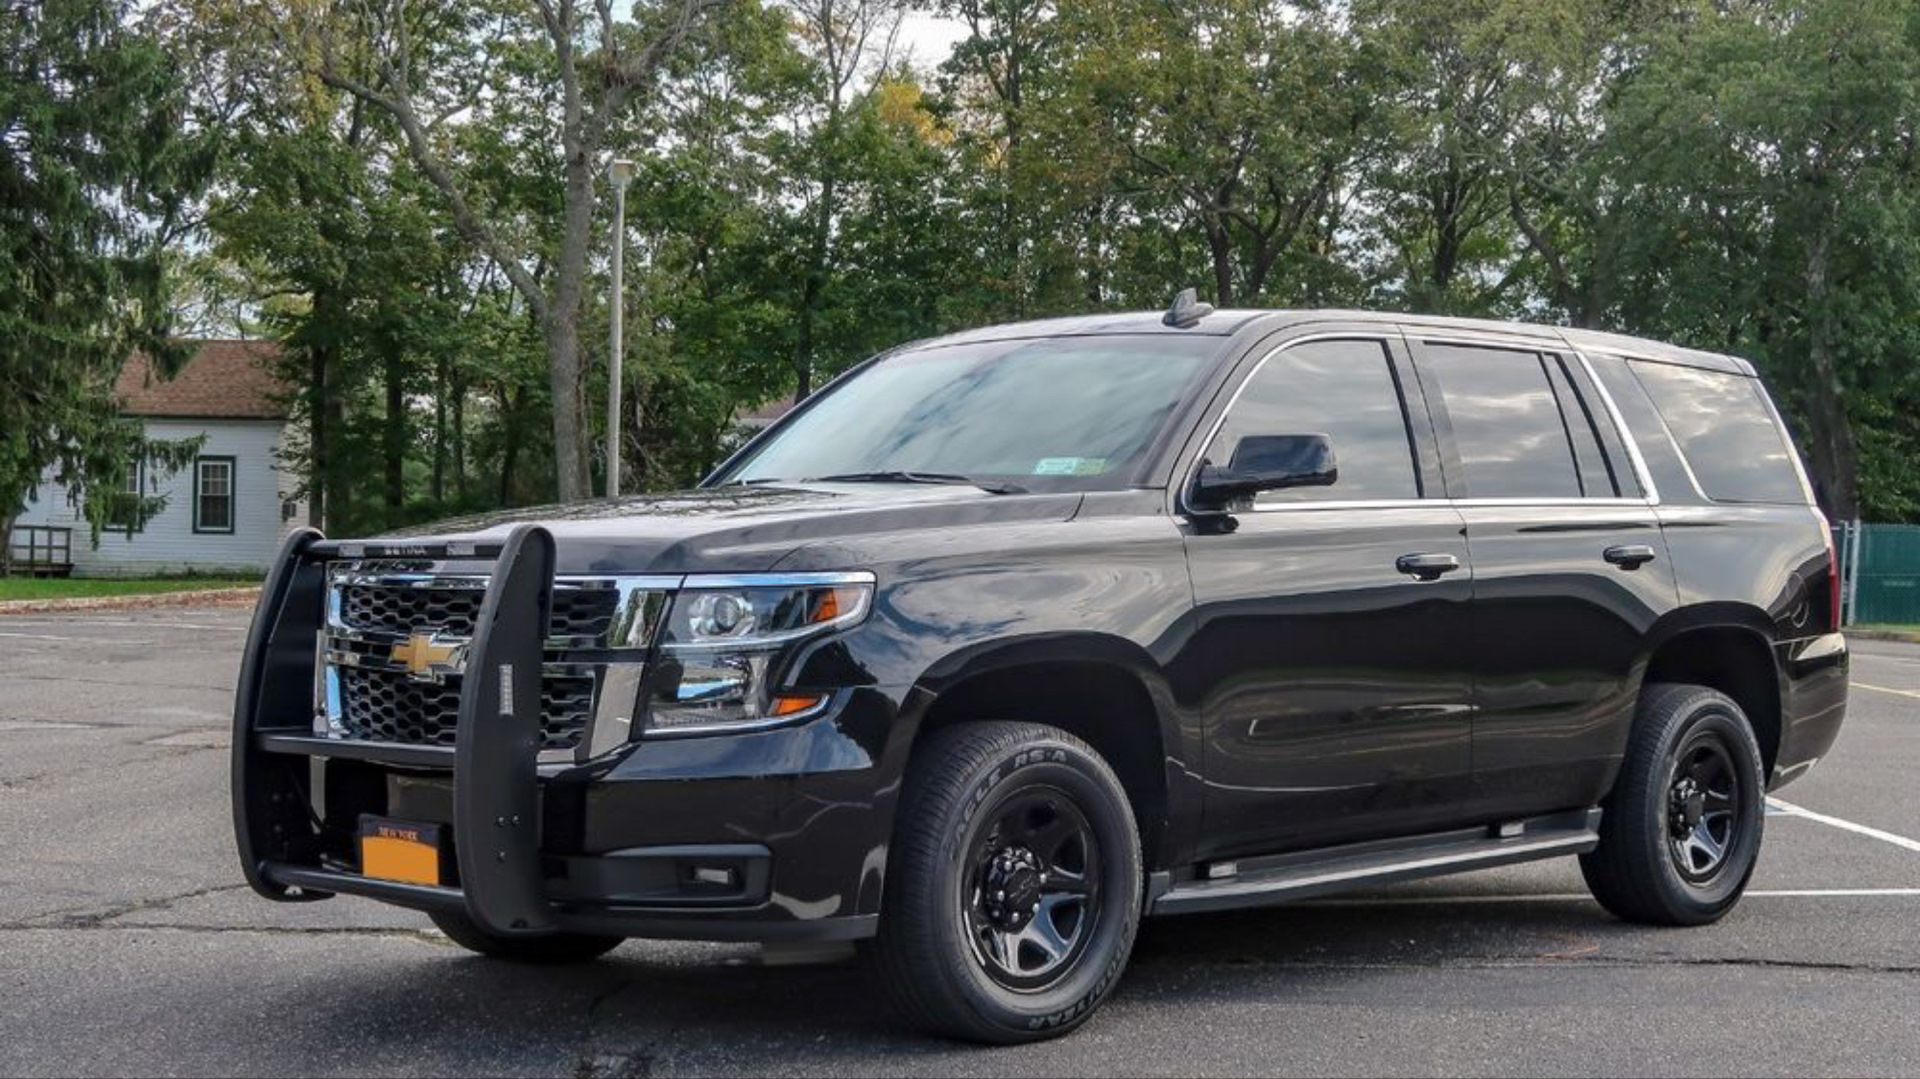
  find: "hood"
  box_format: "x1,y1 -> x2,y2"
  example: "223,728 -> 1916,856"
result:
380,483 -> 1085,575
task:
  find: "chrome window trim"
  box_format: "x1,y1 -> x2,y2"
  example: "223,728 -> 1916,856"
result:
1179,330 -> 1665,517
1564,347 -> 1661,505
1177,332 -> 1423,517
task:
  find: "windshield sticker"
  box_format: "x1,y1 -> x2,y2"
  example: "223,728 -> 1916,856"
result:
1032,457 -> 1107,476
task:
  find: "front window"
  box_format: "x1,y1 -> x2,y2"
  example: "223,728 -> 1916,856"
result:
719,336 -> 1223,490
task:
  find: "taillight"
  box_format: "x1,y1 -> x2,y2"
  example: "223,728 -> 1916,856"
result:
1824,527 -> 1843,631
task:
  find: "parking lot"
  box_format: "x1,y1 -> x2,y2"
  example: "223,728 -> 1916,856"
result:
1,606 -> 1916,1077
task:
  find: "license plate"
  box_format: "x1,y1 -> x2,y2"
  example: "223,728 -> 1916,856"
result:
358,815 -> 443,886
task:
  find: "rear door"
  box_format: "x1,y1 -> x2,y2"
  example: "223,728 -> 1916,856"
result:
1406,332 -> 1679,819
1179,329 -> 1476,860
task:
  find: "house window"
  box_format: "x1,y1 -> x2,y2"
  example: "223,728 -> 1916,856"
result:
194,457 -> 236,534
104,461 -> 144,533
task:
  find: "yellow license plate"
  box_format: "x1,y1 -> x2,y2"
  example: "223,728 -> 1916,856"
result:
358,816 -> 443,886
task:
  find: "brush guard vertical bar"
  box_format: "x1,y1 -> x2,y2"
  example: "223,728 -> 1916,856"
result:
452,524 -> 559,935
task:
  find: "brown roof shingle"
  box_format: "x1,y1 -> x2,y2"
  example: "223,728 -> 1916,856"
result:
115,340 -> 289,420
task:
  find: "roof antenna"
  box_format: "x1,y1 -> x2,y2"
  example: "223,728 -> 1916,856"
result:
1163,287 -> 1215,329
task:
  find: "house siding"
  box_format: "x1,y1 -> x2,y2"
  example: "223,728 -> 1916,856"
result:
15,419 -> 306,577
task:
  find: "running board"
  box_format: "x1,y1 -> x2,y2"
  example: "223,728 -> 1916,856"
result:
1151,808 -> 1602,917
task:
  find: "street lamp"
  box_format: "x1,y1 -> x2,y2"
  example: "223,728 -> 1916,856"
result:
606,158 -> 638,499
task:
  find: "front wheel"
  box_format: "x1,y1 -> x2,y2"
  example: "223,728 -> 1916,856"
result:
1581,683 -> 1766,926
871,722 -> 1143,1044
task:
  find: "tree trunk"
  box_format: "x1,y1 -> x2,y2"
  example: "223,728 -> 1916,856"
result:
0,511 -> 14,577
1802,223 -> 1860,519
383,350 -> 405,524
431,356 -> 448,502
451,371 -> 467,501
1205,220 -> 1235,307
499,387 -> 524,507
306,342 -> 328,529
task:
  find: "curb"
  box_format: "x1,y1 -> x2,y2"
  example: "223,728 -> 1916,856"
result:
0,587 -> 261,615
1848,629 -> 1920,645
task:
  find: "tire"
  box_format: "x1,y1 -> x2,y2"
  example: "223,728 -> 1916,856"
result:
871,722 -> 1143,1044
428,910 -> 624,965
1581,683 -> 1766,926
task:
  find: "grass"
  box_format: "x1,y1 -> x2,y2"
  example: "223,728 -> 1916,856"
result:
0,575 -> 259,602
1853,623 -> 1920,638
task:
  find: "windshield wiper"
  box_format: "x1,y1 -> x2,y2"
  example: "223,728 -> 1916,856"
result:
806,470 -> 1028,495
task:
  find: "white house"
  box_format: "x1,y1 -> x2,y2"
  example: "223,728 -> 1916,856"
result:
12,340 -> 308,577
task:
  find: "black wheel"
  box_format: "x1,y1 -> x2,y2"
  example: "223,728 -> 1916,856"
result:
428,910 -> 624,965
1581,683 -> 1766,926
871,722 -> 1142,1044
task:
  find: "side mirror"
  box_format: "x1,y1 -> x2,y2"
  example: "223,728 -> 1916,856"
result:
1191,433 -> 1338,509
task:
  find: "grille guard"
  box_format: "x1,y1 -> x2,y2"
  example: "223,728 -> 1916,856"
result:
232,525 -> 566,937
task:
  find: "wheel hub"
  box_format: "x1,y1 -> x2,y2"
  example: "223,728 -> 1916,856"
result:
981,846 -> 1045,930
1670,777 -> 1707,834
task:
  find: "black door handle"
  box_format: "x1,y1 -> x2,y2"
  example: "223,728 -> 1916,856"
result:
1605,544 -> 1658,570
1396,553 -> 1462,581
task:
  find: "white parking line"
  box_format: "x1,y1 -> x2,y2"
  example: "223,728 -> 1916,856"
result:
0,631 -> 156,645
1853,681 -> 1920,701
1767,797 -> 1920,854
1300,889 -> 1920,908
0,618 -> 243,632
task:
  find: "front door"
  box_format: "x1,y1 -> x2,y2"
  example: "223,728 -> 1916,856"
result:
1179,332 -> 1477,861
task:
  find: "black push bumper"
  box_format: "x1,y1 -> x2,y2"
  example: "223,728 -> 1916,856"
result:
231,526 -> 881,944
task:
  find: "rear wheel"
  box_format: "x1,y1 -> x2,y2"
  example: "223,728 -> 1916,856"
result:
1581,683 -> 1766,926
871,722 -> 1143,1044
428,910 -> 624,965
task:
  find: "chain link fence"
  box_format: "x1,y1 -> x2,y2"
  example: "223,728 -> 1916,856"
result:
1834,521 -> 1920,627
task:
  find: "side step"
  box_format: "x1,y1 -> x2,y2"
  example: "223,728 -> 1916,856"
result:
1151,808 -> 1602,917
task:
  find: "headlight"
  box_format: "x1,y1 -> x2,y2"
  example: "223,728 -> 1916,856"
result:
643,572 -> 874,736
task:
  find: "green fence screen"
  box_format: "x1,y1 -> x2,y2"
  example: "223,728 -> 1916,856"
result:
1841,523 -> 1920,627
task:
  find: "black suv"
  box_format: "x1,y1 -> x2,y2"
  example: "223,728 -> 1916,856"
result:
233,304 -> 1850,1043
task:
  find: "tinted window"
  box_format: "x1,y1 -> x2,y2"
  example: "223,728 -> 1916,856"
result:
1545,357 -> 1620,497
1630,361 -> 1806,504
1588,354 -> 1697,500
724,336 -> 1220,490
1425,345 -> 1586,498
1206,339 -> 1421,503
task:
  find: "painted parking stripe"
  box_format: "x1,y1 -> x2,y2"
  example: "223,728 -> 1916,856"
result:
1852,681 -> 1920,701
1299,889 -> 1920,908
1767,797 -> 1920,854
0,631 -> 155,645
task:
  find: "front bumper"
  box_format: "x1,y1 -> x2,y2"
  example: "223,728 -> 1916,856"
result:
232,528 -> 897,944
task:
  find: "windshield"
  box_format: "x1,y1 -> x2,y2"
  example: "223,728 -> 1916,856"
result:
717,335 -> 1223,490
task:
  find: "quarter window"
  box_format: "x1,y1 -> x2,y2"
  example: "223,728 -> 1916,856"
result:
195,457 -> 235,534
1205,338 -> 1422,504
1424,345 -> 1586,499
1630,361 -> 1806,504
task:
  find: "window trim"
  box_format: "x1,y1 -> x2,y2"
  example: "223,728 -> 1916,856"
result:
103,460 -> 145,535
193,455 -> 237,535
1179,330 -> 1662,516
1177,332 -> 1439,516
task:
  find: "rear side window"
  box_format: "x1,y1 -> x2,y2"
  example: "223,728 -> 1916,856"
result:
1630,361 -> 1806,504
1206,338 -> 1421,503
1423,345 -> 1589,499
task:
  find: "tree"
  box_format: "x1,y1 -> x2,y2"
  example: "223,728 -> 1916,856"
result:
0,0 -> 207,573
289,0 -> 726,503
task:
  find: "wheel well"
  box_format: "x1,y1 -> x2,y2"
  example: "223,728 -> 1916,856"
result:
1643,628 -> 1783,772
917,662 -> 1170,868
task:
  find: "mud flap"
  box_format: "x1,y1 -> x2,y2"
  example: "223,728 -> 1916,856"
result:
453,524 -> 559,935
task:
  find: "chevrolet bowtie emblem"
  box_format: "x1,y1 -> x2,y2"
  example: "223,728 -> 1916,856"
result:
390,633 -> 466,684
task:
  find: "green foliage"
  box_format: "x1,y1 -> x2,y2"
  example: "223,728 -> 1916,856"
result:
18,0 -> 1920,535
0,0 -> 209,569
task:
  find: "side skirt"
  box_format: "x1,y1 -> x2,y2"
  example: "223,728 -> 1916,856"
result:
1150,808 -> 1601,917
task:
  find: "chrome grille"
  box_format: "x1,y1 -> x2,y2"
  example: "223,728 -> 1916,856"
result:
316,563 -> 670,762
335,666 -> 596,750
339,583 -> 619,642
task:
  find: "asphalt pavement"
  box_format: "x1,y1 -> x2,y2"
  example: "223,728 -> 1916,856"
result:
2,609 -> 1917,1077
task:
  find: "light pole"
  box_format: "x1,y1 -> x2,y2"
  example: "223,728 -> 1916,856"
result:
606,159 -> 638,499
